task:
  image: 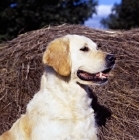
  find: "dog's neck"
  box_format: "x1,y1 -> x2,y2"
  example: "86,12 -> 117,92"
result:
40,66 -> 90,95
40,66 -> 71,91
27,66 -> 93,119
40,66 -> 91,106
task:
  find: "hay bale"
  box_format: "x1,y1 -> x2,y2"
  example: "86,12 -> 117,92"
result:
0,24 -> 139,140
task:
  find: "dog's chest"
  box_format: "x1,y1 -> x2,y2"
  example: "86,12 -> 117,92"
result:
31,113 -> 97,140
30,101 -> 97,139
28,86 -> 97,139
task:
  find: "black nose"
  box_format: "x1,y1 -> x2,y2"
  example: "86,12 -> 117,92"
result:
106,54 -> 116,65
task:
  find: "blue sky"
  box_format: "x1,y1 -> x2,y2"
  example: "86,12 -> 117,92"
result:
98,0 -> 121,5
84,0 -> 121,29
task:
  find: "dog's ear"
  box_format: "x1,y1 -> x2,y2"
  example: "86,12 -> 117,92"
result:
43,37 -> 71,76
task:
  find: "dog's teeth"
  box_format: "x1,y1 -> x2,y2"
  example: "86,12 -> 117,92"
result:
99,72 -> 108,79
99,72 -> 102,77
98,72 -> 103,78
101,76 -> 106,79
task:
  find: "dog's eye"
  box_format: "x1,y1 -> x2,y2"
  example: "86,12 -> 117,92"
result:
80,46 -> 89,52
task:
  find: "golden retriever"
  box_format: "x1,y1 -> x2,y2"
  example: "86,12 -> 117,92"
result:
0,34 -> 115,140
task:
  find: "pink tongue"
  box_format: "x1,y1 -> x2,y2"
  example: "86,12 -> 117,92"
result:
96,72 -> 109,79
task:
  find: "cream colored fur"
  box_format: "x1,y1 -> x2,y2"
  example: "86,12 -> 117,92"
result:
0,34 -> 110,140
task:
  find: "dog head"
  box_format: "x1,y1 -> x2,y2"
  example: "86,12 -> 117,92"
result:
43,34 -> 115,85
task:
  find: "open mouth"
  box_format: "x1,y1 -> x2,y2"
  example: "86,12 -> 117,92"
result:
77,68 -> 112,83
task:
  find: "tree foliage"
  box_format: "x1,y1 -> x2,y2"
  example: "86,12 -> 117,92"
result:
0,0 -> 97,41
101,0 -> 139,30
